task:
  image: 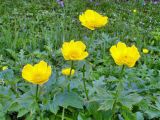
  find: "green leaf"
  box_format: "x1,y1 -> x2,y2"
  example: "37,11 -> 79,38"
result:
87,102 -> 102,120
0,69 -> 14,81
98,100 -> 114,111
120,106 -> 136,120
136,112 -> 144,120
17,108 -> 29,118
8,102 -> 21,112
77,113 -> 92,120
5,49 -> 18,60
15,91 -> 37,116
17,93 -> 35,109
145,107 -> 160,119
53,91 -> 83,109
87,102 -> 99,114
119,93 -> 142,110
97,93 -> 115,111
0,104 -> 5,119
25,114 -> 36,120
155,101 -> 160,110
87,102 -> 112,120
0,86 -> 16,112
138,100 -> 160,119
45,100 -> 59,114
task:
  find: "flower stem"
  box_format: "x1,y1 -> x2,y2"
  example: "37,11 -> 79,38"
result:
35,84 -> 41,117
112,65 -> 125,119
111,90 -> 118,120
68,61 -> 74,91
120,65 -> 125,77
69,61 -> 74,76
82,64 -> 89,100
61,107 -> 65,120
36,84 -> 39,102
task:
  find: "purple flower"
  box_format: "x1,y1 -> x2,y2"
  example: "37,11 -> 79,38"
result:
57,0 -> 64,7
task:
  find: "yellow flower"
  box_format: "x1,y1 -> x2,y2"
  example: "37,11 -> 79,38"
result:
61,40 -> 88,61
133,9 -> 137,13
22,61 -> 52,85
62,68 -> 75,76
110,42 -> 140,67
2,66 -> 8,71
143,48 -> 149,54
79,9 -> 108,30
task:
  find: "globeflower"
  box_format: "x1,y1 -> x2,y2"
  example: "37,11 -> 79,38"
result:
2,66 -> 8,71
79,9 -> 108,30
62,68 -> 75,76
22,61 -> 52,85
133,9 -> 137,13
142,48 -> 149,54
61,40 -> 88,61
110,42 -> 140,67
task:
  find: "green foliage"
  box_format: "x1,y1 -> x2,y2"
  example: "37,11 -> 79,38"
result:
118,92 -> 142,110
53,91 -> 83,109
0,0 -> 160,119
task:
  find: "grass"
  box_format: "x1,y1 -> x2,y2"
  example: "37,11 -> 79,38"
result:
0,0 -> 160,119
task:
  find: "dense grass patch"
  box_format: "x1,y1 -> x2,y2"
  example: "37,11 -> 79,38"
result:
0,0 -> 160,120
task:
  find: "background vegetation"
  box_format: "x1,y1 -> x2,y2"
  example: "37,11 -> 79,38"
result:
0,0 -> 160,120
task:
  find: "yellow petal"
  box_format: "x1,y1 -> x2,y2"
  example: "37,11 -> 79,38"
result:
22,64 -> 33,82
46,65 -> 52,78
34,60 -> 48,74
82,23 -> 95,30
80,52 -> 89,60
143,48 -> 149,54
75,41 -> 86,50
79,14 -> 85,23
110,45 -> 120,60
117,42 -> 127,49
62,68 -> 75,76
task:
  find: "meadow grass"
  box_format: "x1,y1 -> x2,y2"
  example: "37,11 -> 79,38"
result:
0,0 -> 160,119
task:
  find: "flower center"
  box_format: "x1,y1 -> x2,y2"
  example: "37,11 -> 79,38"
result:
33,73 -> 43,81
70,50 -> 80,58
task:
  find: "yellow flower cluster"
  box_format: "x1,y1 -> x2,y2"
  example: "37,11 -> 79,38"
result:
22,40 -> 88,84
22,61 -> 52,85
21,9 -> 141,85
110,42 -> 140,67
79,9 -> 108,30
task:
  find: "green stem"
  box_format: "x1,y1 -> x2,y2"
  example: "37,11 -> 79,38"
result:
61,107 -> 65,120
111,90 -> 118,120
69,61 -> 74,76
82,64 -> 89,100
35,84 -> 41,117
36,84 -> 39,102
68,61 -> 74,91
112,65 -> 125,119
120,65 -> 125,77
